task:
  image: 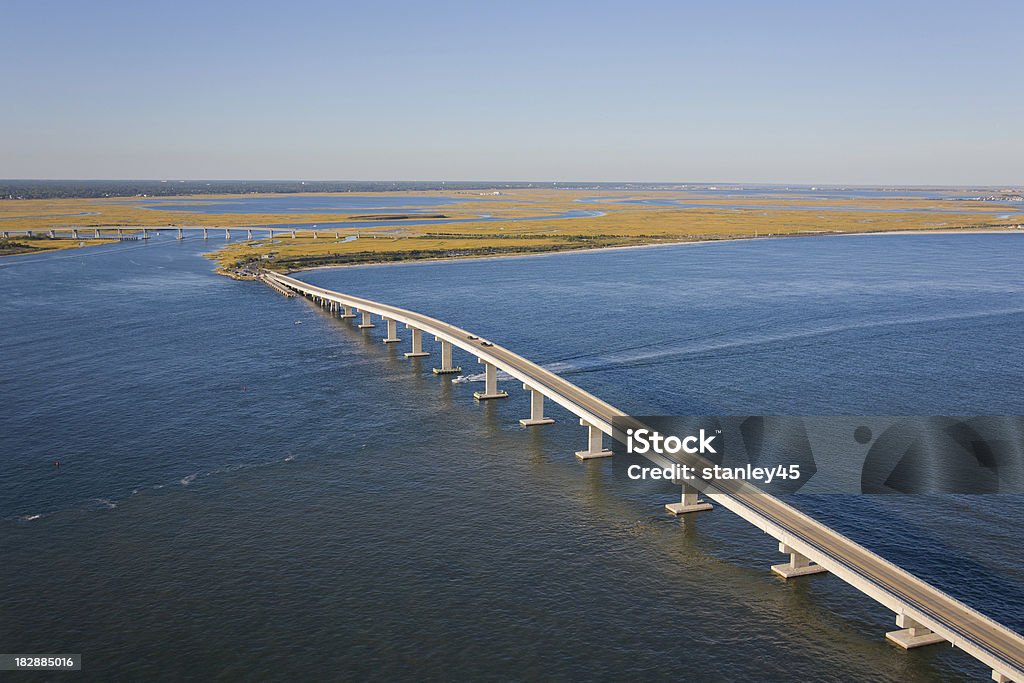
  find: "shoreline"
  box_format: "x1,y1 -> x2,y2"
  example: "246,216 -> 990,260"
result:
282,226 -> 1024,275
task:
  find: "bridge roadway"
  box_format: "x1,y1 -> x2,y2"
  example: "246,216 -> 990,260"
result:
266,270 -> 1023,682
1,226 -> 340,239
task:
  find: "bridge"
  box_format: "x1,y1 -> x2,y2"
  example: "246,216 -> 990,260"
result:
264,269 -> 1023,682
1,226 -> 347,241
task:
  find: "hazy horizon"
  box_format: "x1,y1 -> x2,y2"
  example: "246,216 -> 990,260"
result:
2,178 -> 1022,189
2,0 -> 1021,186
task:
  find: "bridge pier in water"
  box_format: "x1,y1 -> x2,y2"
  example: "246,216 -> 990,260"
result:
575,419 -> 612,459
176,228 -> 184,240
772,543 -> 828,579
247,229 -> 253,240
203,228 -> 209,239
404,326 -> 429,357
225,228 -> 231,239
94,229 -> 100,238
432,339 -> 461,375
885,614 -> 945,650
358,311 -> 375,329
252,271 -> 1024,682
519,384 -> 554,426
473,359 -> 508,400
48,229 -> 55,238
665,482 -> 712,514
340,305 -> 356,319
382,318 -> 401,343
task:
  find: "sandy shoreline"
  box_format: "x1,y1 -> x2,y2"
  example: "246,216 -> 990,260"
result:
286,227 -> 1023,275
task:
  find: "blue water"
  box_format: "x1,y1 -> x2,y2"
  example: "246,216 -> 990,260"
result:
575,196 -> 1024,216
134,194 -> 473,214
249,208 -> 603,231
1,233 -> 1022,681
652,186 -> 1023,202
130,193 -> 604,231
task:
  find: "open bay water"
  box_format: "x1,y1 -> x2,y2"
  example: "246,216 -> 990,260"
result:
134,194 -> 476,214
1,233 -> 1022,681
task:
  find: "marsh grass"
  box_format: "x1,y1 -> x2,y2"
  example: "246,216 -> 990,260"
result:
1,190 -> 1017,265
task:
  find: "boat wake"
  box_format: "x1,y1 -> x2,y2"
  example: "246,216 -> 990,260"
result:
546,308 -> 1024,375
451,369 -> 516,383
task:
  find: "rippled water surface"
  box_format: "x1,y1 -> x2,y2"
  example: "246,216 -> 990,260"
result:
1,233 -> 1022,681
135,194 -> 473,214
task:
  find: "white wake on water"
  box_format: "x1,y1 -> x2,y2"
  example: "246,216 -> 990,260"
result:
547,308 -> 1024,374
451,369 -> 516,383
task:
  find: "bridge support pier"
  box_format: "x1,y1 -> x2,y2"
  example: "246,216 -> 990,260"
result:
142,228 -> 149,239
520,384 -> 554,426
94,229 -> 100,238
991,671 -> 1015,683
473,359 -> 508,400
432,339 -> 461,375
176,228 -> 184,240
203,228 -> 209,239
575,419 -> 612,459
885,614 -> 945,649
269,229 -> 275,239
665,482 -> 712,514
404,326 -> 429,357
47,229 -> 56,238
383,318 -> 401,343
225,228 -> 231,239
117,228 -> 123,237
312,231 -> 319,239
358,311 -> 375,329
247,229 -> 253,240
72,229 -> 80,239
340,305 -> 356,319
772,543 -> 828,579
290,230 -> 296,239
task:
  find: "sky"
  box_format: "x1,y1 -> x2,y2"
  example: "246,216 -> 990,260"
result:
1,0 -> 1021,185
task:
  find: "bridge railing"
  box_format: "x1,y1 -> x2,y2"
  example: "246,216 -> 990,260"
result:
264,269 -> 1024,683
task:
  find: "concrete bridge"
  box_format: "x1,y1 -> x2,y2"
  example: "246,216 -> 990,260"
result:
265,270 -> 1023,683
0,226 -> 345,241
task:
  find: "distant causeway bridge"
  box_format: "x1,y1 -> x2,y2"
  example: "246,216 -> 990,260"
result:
2,226 -> 347,240
264,270 -> 1023,683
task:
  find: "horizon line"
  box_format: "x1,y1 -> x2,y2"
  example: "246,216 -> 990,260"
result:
2,178 -> 1022,189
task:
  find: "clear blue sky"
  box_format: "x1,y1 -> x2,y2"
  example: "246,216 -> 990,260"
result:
2,0 -> 1021,184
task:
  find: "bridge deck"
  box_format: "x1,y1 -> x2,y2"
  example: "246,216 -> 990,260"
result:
267,270 -> 1024,682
